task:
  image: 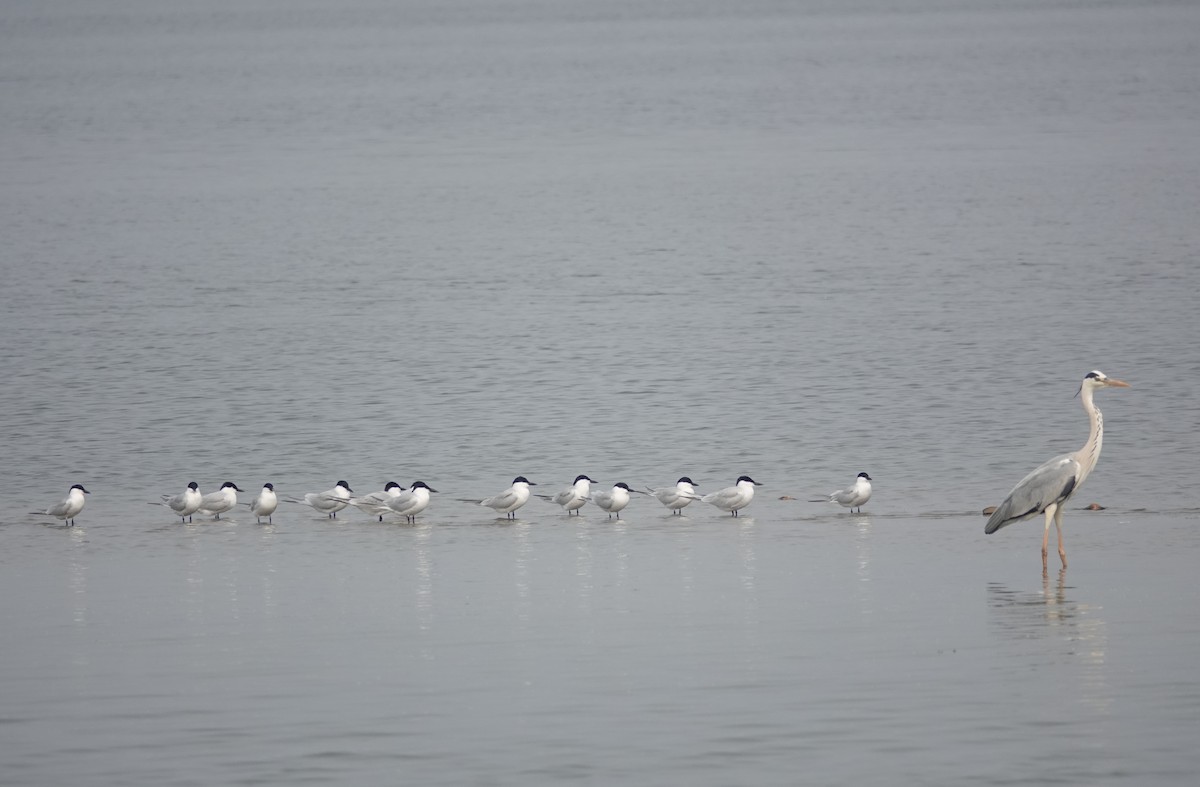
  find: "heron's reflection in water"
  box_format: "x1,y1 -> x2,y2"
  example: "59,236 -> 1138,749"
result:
987,570 -> 1111,715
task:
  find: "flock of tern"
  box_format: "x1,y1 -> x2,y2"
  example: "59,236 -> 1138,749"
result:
34,473 -> 869,526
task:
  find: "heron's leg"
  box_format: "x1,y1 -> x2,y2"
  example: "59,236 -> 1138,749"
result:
1054,506 -> 1068,569
1041,507 -> 1055,570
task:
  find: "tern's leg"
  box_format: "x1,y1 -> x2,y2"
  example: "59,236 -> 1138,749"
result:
1054,506 -> 1068,569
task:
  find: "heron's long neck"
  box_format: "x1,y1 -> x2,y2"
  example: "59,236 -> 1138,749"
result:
1078,386 -> 1104,483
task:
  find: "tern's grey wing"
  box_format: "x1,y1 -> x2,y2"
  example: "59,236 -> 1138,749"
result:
702,488 -> 735,505
830,487 -> 858,506
304,492 -> 343,510
551,489 -> 574,506
985,454 -> 1080,535
199,490 -> 235,512
387,491 -> 419,514
46,499 -> 70,517
483,489 -> 519,509
655,487 -> 699,505
163,492 -> 186,512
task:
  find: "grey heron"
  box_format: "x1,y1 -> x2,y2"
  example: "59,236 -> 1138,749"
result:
984,370 -> 1129,569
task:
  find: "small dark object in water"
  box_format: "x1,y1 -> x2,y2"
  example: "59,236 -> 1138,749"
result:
1085,502 -> 1106,511
982,506 -> 997,516
779,495 -> 795,501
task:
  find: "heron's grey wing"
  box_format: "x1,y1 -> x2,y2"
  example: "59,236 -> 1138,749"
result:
985,454 -> 1079,534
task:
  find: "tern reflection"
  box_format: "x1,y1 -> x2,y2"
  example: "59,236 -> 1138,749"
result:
852,515 -> 874,618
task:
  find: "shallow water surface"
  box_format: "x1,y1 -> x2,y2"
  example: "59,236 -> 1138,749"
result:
3,509 -> 1199,785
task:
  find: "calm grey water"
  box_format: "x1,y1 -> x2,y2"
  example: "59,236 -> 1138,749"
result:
3,0 -> 1200,783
